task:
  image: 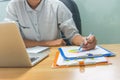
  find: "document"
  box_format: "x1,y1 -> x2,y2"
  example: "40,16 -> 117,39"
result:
52,52 -> 108,68
59,45 -> 115,60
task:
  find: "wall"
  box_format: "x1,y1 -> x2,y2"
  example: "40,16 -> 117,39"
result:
0,1 -> 9,21
75,0 -> 120,44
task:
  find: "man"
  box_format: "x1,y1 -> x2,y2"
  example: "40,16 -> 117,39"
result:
4,0 -> 96,50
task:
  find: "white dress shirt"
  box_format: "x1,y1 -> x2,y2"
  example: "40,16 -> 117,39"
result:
5,0 -> 80,42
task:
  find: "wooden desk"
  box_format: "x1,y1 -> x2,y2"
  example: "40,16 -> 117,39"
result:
0,44 -> 120,80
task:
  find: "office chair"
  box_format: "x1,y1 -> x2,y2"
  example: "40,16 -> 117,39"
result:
59,0 -> 82,45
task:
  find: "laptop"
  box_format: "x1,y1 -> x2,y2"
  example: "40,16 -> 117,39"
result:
0,22 -> 49,67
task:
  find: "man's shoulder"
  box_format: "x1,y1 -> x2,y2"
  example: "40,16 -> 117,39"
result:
46,0 -> 64,6
7,0 -> 24,8
46,0 -> 67,10
8,0 -> 24,4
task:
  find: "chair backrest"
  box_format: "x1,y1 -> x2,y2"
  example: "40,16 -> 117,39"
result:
59,0 -> 82,34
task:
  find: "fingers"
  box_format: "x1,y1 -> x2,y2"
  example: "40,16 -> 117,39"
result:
83,35 -> 97,50
82,42 -> 96,50
87,35 -> 96,43
61,39 -> 66,46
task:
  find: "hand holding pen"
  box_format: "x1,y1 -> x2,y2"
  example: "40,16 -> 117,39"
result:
79,33 -> 97,51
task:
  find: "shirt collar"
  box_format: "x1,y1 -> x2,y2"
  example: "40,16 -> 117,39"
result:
25,0 -> 45,12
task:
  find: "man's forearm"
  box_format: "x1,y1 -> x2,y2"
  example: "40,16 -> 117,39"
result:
23,39 -> 49,48
23,39 -> 66,48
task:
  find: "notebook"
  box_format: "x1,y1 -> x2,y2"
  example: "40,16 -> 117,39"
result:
0,22 -> 49,67
58,46 -> 115,60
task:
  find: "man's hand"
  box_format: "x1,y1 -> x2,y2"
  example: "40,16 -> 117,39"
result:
82,35 -> 97,50
71,34 -> 97,50
46,39 -> 66,47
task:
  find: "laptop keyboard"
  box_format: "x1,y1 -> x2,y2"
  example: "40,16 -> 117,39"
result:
30,57 -> 39,62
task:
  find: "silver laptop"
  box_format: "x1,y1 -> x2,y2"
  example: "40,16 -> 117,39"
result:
0,22 -> 49,67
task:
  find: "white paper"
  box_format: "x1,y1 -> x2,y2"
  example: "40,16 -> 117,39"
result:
57,53 -> 107,66
26,46 -> 49,54
59,46 -> 112,58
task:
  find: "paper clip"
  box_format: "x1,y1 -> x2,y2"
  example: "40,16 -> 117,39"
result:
79,61 -> 85,66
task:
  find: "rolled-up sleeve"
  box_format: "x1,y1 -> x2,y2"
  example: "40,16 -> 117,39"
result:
57,1 -> 80,43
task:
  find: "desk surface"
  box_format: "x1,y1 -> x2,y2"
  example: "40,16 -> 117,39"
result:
0,44 -> 120,80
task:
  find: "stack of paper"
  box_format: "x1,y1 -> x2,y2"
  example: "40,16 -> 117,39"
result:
52,45 -> 115,68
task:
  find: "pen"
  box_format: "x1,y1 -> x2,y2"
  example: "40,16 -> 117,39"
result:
79,33 -> 93,51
